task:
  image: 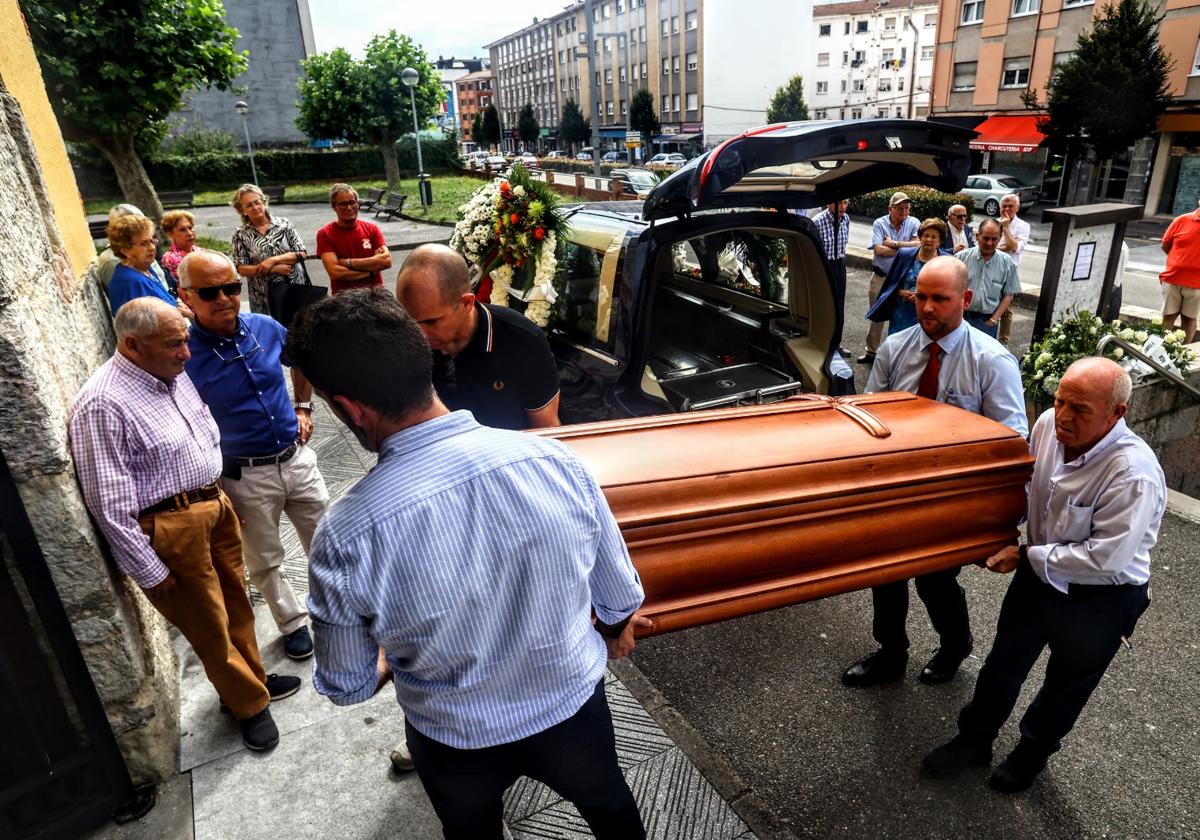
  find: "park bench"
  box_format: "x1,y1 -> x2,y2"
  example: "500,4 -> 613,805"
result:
358,187 -> 385,212
262,185 -> 285,203
87,220 -> 108,241
158,190 -> 194,209
374,192 -> 407,221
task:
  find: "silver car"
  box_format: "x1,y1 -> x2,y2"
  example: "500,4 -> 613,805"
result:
961,174 -> 1039,216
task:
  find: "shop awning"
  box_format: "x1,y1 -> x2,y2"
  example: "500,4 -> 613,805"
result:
968,116 -> 1045,153
1158,113 -> 1200,133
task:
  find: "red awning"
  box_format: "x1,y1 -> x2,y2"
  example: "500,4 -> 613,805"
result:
968,116 -> 1045,153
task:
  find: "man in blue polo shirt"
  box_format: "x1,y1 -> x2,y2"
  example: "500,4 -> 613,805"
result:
178,249 -> 328,661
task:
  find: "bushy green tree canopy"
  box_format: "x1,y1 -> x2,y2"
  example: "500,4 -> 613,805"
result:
628,89 -> 659,148
766,76 -> 810,124
481,104 -> 501,148
559,99 -> 590,152
518,103 -> 540,147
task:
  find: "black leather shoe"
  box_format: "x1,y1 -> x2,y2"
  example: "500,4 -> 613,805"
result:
240,708 -> 279,752
919,638 -> 974,684
283,626 -> 314,660
922,735 -> 992,777
855,353 -> 876,365
841,650 -> 907,687
266,673 -> 301,701
989,740 -> 1048,793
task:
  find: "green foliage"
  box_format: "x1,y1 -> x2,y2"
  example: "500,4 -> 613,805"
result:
558,99 -> 590,151
766,75 -> 810,123
1021,311 -> 1195,397
1030,0 -> 1173,162
471,111 -> 484,144
628,90 -> 659,146
482,104 -> 501,146
848,186 -> 975,222
518,103 -> 540,145
159,125 -> 237,157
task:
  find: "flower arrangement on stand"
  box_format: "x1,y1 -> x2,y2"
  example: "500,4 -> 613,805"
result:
449,163 -> 570,329
1021,310 -> 1196,398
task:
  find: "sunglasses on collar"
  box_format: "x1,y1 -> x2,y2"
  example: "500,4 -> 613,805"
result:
192,282 -> 242,302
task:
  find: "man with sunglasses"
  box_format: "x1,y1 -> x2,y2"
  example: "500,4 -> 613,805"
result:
946,204 -> 975,254
316,183 -> 392,294
178,250 -> 329,663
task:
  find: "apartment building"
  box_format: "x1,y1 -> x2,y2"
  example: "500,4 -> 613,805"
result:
485,0 -> 705,155
805,0 -> 938,123
455,69 -> 494,148
930,0 -> 1200,214
435,57 -> 488,135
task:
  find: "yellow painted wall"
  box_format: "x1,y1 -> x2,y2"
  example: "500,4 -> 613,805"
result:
0,0 -> 94,278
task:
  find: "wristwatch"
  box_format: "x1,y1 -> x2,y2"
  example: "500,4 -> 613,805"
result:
294,401 -> 314,412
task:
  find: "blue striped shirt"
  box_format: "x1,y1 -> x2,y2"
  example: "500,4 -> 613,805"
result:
308,410 -> 644,749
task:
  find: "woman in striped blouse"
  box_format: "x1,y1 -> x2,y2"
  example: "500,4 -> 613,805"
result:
230,184 -> 307,320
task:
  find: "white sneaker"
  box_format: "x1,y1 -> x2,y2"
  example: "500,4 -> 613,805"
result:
390,739 -> 415,772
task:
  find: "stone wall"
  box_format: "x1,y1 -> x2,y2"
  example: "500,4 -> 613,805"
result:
0,76 -> 177,782
1125,369 -> 1200,497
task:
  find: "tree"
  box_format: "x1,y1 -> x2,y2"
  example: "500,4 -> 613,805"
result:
471,111 -> 484,146
517,103 -> 540,151
1027,0 -> 1173,164
766,76 -> 810,123
482,104 -> 502,150
559,98 -> 590,154
20,0 -> 246,220
628,89 -> 660,152
297,31 -> 440,190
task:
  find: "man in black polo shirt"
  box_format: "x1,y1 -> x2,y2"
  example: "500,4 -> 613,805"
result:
397,243 -> 560,431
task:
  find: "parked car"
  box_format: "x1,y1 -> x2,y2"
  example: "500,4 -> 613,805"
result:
515,153 -> 540,167
961,173 -> 1040,216
465,151 -> 489,168
577,147 -> 594,161
602,151 -> 622,163
485,155 -> 508,173
610,168 -> 658,199
648,152 -> 687,167
544,150 -> 568,158
546,119 -> 975,424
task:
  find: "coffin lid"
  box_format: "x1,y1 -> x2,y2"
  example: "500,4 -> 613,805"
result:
641,119 -> 977,221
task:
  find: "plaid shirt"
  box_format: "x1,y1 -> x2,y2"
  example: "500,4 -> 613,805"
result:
812,208 -> 850,262
69,354 -> 222,589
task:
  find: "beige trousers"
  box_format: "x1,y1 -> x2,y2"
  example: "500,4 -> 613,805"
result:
222,444 -> 329,635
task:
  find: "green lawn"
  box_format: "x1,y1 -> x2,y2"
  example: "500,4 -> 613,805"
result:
84,175 -> 492,224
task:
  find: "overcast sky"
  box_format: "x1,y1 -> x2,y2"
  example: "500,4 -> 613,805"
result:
308,0 -> 573,60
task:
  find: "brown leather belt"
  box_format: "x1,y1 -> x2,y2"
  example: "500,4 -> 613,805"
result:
139,482 -> 221,517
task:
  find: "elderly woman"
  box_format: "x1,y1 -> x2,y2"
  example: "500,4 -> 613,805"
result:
230,184 -> 307,319
868,217 -> 951,335
105,214 -> 176,315
159,209 -> 197,294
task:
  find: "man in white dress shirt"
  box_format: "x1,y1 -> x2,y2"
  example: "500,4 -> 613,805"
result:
923,356 -> 1164,794
842,256 -> 1027,689
995,193 -> 1030,345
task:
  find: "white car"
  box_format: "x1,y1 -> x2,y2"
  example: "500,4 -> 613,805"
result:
515,153 -> 540,167
544,150 -> 568,158
485,155 -> 508,173
465,151 -> 489,168
648,152 -> 687,166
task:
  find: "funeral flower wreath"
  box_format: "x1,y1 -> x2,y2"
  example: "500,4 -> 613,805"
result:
450,164 -> 570,328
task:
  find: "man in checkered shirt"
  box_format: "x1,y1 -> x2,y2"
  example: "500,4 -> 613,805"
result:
68,297 -> 300,752
811,199 -> 850,355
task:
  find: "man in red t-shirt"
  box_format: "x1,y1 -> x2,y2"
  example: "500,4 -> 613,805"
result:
1160,197 -> 1200,343
316,184 -> 392,294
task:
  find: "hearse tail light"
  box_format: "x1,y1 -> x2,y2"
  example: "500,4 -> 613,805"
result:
856,139 -> 869,151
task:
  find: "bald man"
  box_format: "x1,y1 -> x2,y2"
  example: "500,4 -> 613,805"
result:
396,243 -> 560,430
924,357 -> 1164,792
69,297 -> 295,752
843,256 -> 1027,690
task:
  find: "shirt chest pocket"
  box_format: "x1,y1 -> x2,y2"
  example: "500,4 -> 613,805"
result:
943,391 -> 981,414
1056,499 -> 1094,544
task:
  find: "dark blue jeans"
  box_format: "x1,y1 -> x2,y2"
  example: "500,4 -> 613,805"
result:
957,560 -> 1150,756
964,311 -> 998,337
405,680 -> 645,840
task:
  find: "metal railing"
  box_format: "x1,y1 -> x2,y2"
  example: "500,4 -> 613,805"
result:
1095,334 -> 1200,401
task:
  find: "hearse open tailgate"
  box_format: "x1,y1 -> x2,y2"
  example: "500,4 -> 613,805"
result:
537,393 -> 1033,636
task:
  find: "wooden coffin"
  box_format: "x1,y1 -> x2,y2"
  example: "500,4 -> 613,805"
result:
538,393 -> 1034,637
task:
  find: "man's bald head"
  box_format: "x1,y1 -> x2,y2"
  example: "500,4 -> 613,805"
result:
397,243 -> 471,305
922,254 -> 969,293
1053,356 -> 1131,458
913,256 -> 972,340
1062,356 -> 1132,408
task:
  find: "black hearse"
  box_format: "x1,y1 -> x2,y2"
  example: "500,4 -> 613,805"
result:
548,119 -> 975,424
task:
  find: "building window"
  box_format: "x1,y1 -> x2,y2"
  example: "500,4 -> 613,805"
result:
605,69 -> 613,83
602,3 -> 611,18
818,52 -> 830,67
1012,0 -> 1038,14
819,23 -> 832,36
632,64 -> 639,80
621,99 -> 627,114
844,21 -> 851,34
687,53 -> 697,71
663,94 -> 670,112
673,56 -> 680,73
1192,40 -> 1200,75
919,75 -> 932,90
898,77 -> 905,90
842,51 -> 850,66
816,81 -> 829,94
1001,56 -> 1031,88
921,45 -> 934,60
840,80 -> 847,93
607,101 -> 614,116
672,16 -> 679,33
879,79 -> 892,92
605,37 -> 612,52
662,58 -> 670,75
852,108 -> 863,119
617,0 -> 624,12
857,20 -> 869,33
686,11 -> 697,30
953,61 -> 977,91
595,71 -> 602,85
686,92 -> 697,111
884,16 -> 896,31
816,109 -> 827,119
641,61 -> 647,76
962,0 -> 985,24
1062,0 -> 1093,5
620,67 -> 626,82
924,13 -> 938,27
853,50 -> 866,65
662,19 -> 669,36
672,93 -> 680,111
852,79 -> 865,92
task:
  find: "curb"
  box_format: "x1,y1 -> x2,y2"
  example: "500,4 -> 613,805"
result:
608,657 -> 800,840
1167,488 -> 1200,524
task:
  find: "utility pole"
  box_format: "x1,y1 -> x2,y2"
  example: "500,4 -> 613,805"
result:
584,0 -> 601,177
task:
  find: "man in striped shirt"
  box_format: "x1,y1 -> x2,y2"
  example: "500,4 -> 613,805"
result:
68,297 -> 300,752
290,289 -> 650,840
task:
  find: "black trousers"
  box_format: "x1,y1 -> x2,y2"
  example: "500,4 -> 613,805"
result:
871,566 -> 971,655
829,257 -> 848,350
957,561 -> 1150,755
405,680 -> 645,840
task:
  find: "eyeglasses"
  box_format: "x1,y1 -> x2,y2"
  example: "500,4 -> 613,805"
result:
950,214 -> 967,219
211,331 -> 262,365
193,282 -> 242,302
335,200 -> 359,208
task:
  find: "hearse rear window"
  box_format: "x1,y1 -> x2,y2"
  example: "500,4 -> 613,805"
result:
671,231 -> 790,304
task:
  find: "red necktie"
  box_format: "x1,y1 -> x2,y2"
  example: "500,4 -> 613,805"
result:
917,342 -> 941,399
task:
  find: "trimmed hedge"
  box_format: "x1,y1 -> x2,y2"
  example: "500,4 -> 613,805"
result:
74,136 -> 464,198
848,186 -> 975,222
535,159 -> 675,177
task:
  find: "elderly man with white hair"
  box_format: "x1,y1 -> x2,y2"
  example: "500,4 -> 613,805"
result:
995,192 -> 1030,345
69,297 -> 300,752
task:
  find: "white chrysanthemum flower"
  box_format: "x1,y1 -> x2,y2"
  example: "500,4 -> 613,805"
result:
1035,352 -> 1052,368
1175,329 -> 1187,341
1165,332 -> 1178,345
1134,330 -> 1148,344
1119,328 -> 1135,341
1112,348 -> 1124,359
1151,316 -> 1163,326
513,185 -> 526,197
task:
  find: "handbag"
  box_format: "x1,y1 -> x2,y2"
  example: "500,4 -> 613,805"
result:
278,258 -> 328,329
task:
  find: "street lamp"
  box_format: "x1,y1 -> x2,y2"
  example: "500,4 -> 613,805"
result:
234,100 -> 258,187
401,67 -> 432,209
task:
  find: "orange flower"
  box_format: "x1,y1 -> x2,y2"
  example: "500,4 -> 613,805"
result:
533,227 -> 545,240
510,212 -> 520,224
